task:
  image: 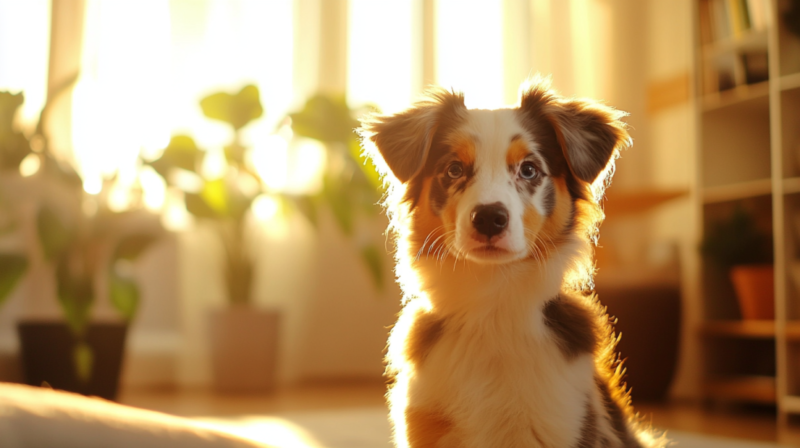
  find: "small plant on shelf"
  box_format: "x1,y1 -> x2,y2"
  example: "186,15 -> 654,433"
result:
701,206 -> 774,320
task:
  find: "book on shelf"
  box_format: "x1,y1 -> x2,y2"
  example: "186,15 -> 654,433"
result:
699,0 -> 769,43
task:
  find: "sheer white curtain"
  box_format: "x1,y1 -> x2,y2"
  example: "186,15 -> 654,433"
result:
0,0 -> 51,128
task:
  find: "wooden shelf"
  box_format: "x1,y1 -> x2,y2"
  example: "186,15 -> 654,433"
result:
702,178 -> 772,203
602,188 -> 688,216
783,395 -> 800,414
704,376 -> 776,404
781,72 -> 800,92
701,29 -> 769,57
701,320 -> 800,340
784,177 -> 800,195
700,81 -> 770,112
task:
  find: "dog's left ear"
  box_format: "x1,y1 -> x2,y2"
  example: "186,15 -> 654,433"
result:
520,83 -> 631,184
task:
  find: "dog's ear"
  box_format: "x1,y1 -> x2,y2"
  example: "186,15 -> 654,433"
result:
361,89 -> 465,184
519,81 -> 630,184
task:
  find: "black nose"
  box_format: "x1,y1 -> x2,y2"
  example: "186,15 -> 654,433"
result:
471,203 -> 509,238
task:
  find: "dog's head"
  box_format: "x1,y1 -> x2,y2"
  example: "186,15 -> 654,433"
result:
362,79 -> 630,266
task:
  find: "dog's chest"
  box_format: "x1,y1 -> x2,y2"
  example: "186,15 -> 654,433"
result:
408,308 -> 594,447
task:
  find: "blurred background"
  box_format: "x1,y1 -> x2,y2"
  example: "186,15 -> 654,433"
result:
2,0 -> 800,446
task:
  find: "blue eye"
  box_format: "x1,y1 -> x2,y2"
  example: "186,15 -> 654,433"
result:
447,162 -> 464,179
519,161 -> 538,180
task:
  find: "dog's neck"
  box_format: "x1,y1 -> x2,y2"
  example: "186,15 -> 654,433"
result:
401,233 -> 592,318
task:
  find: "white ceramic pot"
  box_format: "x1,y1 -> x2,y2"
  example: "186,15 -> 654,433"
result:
209,306 -> 280,393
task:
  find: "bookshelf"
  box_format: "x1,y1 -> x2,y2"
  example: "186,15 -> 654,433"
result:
693,0 -> 800,424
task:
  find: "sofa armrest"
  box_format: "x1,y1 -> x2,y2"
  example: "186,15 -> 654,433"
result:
0,382 -> 270,448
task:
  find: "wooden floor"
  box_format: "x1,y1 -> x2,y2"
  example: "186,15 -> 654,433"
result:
119,382 -> 800,446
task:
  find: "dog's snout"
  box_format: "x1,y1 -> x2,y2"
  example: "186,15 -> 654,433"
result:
471,203 -> 509,238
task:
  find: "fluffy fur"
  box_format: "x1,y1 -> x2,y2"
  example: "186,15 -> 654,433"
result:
360,78 -> 665,448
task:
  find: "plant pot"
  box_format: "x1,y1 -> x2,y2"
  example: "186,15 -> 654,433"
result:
730,264 -> 774,320
209,306 -> 280,393
16,321 -> 128,400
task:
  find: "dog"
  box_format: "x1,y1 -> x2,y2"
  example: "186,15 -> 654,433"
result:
360,78 -> 665,448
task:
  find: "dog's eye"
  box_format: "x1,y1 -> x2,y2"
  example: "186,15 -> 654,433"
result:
519,162 -> 538,180
446,162 -> 464,179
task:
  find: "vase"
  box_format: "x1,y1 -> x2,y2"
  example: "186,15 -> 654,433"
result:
209,306 -> 280,393
17,321 -> 128,400
730,264 -> 774,320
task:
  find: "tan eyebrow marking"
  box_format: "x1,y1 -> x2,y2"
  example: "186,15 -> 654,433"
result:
506,136 -> 530,166
450,135 -> 476,166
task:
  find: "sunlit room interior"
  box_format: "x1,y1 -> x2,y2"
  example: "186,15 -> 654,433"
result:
2,0 -> 800,446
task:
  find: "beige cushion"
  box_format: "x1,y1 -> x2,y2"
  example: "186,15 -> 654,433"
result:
0,382 -> 270,448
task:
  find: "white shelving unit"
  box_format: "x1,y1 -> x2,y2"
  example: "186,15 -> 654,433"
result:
693,0 -> 800,426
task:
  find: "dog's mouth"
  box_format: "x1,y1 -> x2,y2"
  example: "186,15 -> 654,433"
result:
473,245 -> 507,254
465,244 -> 520,263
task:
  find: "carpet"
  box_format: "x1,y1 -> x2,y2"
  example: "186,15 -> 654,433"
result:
196,407 -> 786,448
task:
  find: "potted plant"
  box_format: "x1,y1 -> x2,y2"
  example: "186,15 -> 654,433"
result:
146,86 -> 386,392
147,85 -> 282,392
0,90 -> 162,399
701,206 -> 774,320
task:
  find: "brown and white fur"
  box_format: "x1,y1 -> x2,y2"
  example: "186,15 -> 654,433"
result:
360,78 -> 666,448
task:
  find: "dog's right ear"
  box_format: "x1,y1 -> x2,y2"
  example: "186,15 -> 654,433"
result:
361,90 -> 465,184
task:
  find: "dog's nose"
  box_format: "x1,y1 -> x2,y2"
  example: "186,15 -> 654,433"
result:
471,203 -> 509,238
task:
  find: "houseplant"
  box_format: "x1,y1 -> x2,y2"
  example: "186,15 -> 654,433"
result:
701,206 -> 774,319
288,93 -> 384,289
147,85 -> 280,392
147,86 -> 386,391
0,90 -> 161,399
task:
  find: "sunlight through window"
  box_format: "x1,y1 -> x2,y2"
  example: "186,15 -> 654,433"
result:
70,0 -> 313,203
436,0 -> 505,109
0,0 -> 50,129
72,0 -> 172,195
347,0 -> 415,114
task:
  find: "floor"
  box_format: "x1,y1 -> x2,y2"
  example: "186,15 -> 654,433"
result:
119,382 -> 800,447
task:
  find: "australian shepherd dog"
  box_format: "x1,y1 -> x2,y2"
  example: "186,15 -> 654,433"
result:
360,78 -> 665,448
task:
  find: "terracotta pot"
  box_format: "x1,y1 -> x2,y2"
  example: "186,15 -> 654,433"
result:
17,321 -> 128,400
730,265 -> 774,320
209,306 -> 280,393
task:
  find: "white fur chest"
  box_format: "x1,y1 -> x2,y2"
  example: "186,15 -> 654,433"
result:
402,298 -> 595,448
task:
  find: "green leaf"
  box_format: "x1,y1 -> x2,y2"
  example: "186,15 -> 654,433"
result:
37,206 -> 72,261
200,84 -> 263,131
349,138 -> 382,190
73,341 -> 93,384
185,192 -> 220,219
200,179 -> 229,216
148,135 -> 203,179
359,244 -> 384,291
56,255 -> 93,337
109,273 -> 139,321
323,176 -> 353,236
701,207 -> 772,267
289,94 -> 360,145
0,254 -> 27,307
